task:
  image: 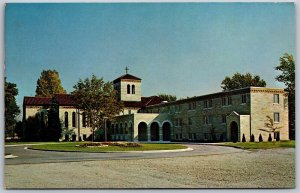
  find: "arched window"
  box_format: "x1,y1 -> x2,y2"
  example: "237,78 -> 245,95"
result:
111,124 -> 115,134
120,123 -> 123,134
72,112 -> 76,127
116,124 -> 119,134
127,84 -> 130,94
64,112 -> 68,128
82,112 -> 86,127
132,85 -> 135,94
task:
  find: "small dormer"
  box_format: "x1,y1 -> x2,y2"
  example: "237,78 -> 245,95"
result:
113,69 -> 142,102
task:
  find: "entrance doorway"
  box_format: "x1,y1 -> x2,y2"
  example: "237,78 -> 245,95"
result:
162,122 -> 171,141
138,122 -> 147,141
150,122 -> 159,141
230,121 -> 239,143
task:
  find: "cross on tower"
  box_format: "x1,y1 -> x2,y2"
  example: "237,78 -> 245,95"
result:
125,66 -> 129,74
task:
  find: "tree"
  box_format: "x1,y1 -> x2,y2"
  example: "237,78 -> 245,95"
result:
221,72 -> 266,91
242,134 -> 246,142
44,99 -> 62,141
158,94 -> 177,102
275,53 -> 295,140
71,75 -> 123,142
5,79 -> 20,138
35,70 -> 66,97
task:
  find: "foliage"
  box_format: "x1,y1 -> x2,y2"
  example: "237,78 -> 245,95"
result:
275,53 -> 295,140
268,134 -> 272,142
79,142 -> 142,148
250,134 -> 255,142
61,128 -> 75,141
14,121 -> 24,139
44,99 -> 62,141
242,134 -> 246,142
29,142 -> 187,152
5,79 -> 20,138
158,93 -> 177,102
221,72 -> 266,91
23,99 -> 62,142
259,134 -> 263,142
71,75 -> 123,141
259,116 -> 282,134
222,140 -> 295,150
35,69 -> 66,97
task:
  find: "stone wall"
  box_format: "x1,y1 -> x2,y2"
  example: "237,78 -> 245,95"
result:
250,88 -> 289,141
120,80 -> 141,101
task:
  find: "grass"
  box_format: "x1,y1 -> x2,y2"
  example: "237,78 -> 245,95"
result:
221,140 -> 295,150
28,142 -> 187,152
5,141 -> 57,145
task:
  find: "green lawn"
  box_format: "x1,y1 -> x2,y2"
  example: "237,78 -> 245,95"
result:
28,142 -> 187,152
221,140 -> 295,149
5,142 -> 57,145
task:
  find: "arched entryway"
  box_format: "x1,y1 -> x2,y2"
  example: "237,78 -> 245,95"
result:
138,122 -> 147,141
230,121 -> 239,142
162,122 -> 171,141
150,122 -> 159,141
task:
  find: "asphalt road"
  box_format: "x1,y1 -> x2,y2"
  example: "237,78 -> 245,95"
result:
5,143 -> 246,165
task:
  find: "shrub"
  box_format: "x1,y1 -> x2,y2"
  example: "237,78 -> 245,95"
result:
250,134 -> 255,142
259,134 -> 263,142
242,134 -> 246,142
268,133 -> 272,142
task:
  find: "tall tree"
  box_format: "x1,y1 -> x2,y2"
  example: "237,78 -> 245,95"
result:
275,53 -> 295,140
71,75 -> 123,141
5,79 -> 20,138
158,93 -> 177,102
221,72 -> 266,91
35,70 -> 66,97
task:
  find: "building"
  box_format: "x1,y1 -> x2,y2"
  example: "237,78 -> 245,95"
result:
23,72 -> 289,142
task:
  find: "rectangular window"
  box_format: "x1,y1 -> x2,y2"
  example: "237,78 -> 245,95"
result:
241,94 -> 247,103
273,94 -> 279,104
274,112 -> 280,122
208,99 -> 213,108
204,116 -> 211,125
188,103 -> 192,110
222,97 -> 226,106
204,100 -> 208,108
193,102 -> 196,109
228,96 -> 232,105
222,115 -> 226,123
179,119 -> 183,126
188,117 -> 192,125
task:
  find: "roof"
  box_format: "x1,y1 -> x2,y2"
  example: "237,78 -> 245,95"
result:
23,97 -> 52,106
113,74 -> 141,84
53,94 -> 77,106
24,94 -> 77,106
123,96 -> 163,108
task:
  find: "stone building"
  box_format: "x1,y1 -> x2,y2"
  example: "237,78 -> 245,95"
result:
23,72 -> 289,142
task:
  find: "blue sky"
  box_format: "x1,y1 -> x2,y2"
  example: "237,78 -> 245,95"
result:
5,3 -> 295,117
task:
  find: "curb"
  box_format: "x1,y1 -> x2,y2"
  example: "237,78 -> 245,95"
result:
26,147 -> 194,154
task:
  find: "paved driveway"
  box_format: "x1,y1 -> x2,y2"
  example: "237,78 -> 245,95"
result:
5,143 -> 246,165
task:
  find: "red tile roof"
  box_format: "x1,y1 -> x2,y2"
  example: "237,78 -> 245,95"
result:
113,74 -> 141,84
23,97 -> 52,106
53,94 -> 77,106
123,96 -> 163,108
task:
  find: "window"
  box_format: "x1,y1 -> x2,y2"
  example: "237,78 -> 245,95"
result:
208,99 -> 212,107
64,112 -> 68,128
72,112 -> 76,127
188,117 -> 192,125
179,119 -> 183,126
241,94 -> 247,103
273,94 -> 279,104
132,85 -> 135,94
204,100 -> 208,108
222,115 -> 226,123
228,96 -> 232,105
222,97 -> 226,106
127,84 -> 130,94
128,110 -> 131,114
189,102 -> 196,110
82,112 -> 86,127
204,116 -> 208,125
274,112 -> 280,122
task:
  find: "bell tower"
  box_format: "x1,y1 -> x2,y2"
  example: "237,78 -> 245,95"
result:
113,67 -> 142,102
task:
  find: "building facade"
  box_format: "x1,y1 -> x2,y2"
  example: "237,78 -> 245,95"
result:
23,73 -> 289,142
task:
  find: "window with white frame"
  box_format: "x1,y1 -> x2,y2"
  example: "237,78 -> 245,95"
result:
222,97 -> 226,106
228,96 -> 232,105
273,94 -> 279,104
274,112 -> 280,122
241,94 -> 247,104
